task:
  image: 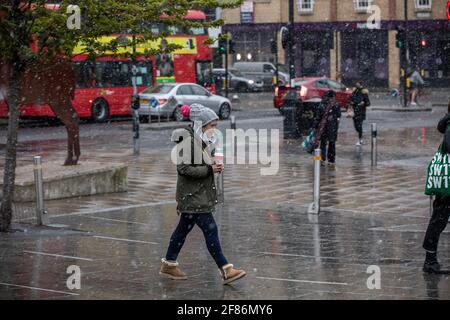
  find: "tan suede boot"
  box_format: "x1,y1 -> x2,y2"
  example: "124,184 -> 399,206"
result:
159,258 -> 187,280
219,264 -> 246,285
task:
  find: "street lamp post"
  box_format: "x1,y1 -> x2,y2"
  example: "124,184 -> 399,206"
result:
402,0 -> 409,108
131,35 -> 140,154
288,0 -> 295,85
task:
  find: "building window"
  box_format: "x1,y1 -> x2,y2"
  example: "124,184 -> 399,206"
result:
297,0 -> 315,14
353,0 -> 373,13
415,0 -> 432,11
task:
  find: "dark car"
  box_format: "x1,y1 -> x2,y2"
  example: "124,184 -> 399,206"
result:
213,68 -> 264,93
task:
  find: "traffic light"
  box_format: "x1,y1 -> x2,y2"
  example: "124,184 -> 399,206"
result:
420,39 -> 428,47
270,38 -> 277,54
218,34 -> 227,55
396,31 -> 405,49
280,27 -> 290,50
228,39 -> 236,54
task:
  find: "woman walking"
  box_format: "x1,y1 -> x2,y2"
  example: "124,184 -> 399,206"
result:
423,101 -> 450,274
160,104 -> 246,284
349,82 -> 371,146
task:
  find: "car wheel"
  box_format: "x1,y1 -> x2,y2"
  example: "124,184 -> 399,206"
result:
219,103 -> 231,120
236,82 -> 248,93
139,115 -> 150,124
92,99 -> 109,122
173,106 -> 185,122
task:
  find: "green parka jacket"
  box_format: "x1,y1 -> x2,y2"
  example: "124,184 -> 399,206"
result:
174,126 -> 218,214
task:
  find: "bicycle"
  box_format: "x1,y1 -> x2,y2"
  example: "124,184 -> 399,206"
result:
391,83 -> 429,108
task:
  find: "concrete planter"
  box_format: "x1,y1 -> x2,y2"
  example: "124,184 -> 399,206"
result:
0,161 -> 128,202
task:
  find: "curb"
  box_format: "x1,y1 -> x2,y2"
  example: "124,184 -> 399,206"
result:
118,122 -> 187,131
371,106 -> 432,112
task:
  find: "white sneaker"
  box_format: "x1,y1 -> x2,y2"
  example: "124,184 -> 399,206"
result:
356,140 -> 362,146
410,102 -> 417,106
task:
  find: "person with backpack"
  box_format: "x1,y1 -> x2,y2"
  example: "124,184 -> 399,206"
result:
349,81 -> 370,146
312,90 -> 341,165
160,103 -> 246,284
423,101 -> 450,274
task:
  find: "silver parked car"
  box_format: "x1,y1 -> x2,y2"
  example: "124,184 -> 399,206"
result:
138,83 -> 232,122
232,62 -> 289,88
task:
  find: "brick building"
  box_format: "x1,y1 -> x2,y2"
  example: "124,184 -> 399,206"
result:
221,0 -> 450,88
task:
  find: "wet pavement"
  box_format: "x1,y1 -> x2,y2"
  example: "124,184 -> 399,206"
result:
1,107 -> 450,299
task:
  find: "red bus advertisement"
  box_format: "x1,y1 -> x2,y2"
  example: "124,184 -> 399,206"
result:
0,10 -> 214,122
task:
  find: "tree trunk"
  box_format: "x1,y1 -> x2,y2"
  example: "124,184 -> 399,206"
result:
0,63 -> 21,232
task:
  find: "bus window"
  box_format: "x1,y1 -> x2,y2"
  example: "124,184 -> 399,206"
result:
186,26 -> 207,36
196,61 -> 212,86
134,61 -> 153,86
156,53 -> 174,81
95,61 -> 132,87
74,61 -> 95,88
167,25 -> 182,35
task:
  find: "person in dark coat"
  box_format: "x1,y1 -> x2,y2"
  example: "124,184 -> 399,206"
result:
313,90 -> 341,165
349,81 -> 371,146
422,101 -> 450,274
160,103 -> 246,284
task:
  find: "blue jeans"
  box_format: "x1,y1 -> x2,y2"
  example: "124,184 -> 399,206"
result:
165,213 -> 228,268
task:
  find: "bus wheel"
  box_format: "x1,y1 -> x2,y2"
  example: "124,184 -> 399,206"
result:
92,99 -> 109,122
219,103 -> 231,120
173,106 -> 184,122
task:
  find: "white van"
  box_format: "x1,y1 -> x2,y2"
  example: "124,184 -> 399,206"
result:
232,62 -> 289,88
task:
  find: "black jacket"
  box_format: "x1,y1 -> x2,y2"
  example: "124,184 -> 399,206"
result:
350,88 -> 370,120
313,98 -> 341,142
437,114 -> 450,154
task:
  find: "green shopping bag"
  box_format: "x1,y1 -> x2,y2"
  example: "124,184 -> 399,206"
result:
425,143 -> 450,196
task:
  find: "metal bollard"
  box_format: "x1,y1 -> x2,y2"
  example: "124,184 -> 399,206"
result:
33,156 -> 48,226
132,109 -> 140,155
371,123 -> 377,166
307,148 -> 321,215
230,116 -> 236,130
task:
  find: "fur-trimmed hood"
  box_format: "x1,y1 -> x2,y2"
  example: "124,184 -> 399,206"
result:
352,87 -> 369,95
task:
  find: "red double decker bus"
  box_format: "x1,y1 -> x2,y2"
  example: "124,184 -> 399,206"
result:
0,10 -> 214,122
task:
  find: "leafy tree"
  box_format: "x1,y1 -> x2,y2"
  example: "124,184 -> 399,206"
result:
0,0 -> 241,232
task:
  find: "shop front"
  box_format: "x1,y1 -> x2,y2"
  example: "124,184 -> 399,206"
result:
340,29 -> 389,88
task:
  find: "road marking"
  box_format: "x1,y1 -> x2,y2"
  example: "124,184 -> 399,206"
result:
85,216 -> 150,226
46,200 -> 177,219
256,276 -> 349,286
23,250 -> 94,262
0,282 -> 79,296
259,252 -> 339,260
93,235 -> 158,245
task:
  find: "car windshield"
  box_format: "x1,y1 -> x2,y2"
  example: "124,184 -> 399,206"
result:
229,69 -> 243,77
143,85 -> 174,94
293,80 -> 308,87
277,64 -> 289,73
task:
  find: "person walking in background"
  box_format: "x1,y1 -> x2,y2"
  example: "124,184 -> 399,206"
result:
409,66 -> 425,106
349,81 -> 370,146
313,90 -> 341,165
160,104 -> 246,284
423,101 -> 450,274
